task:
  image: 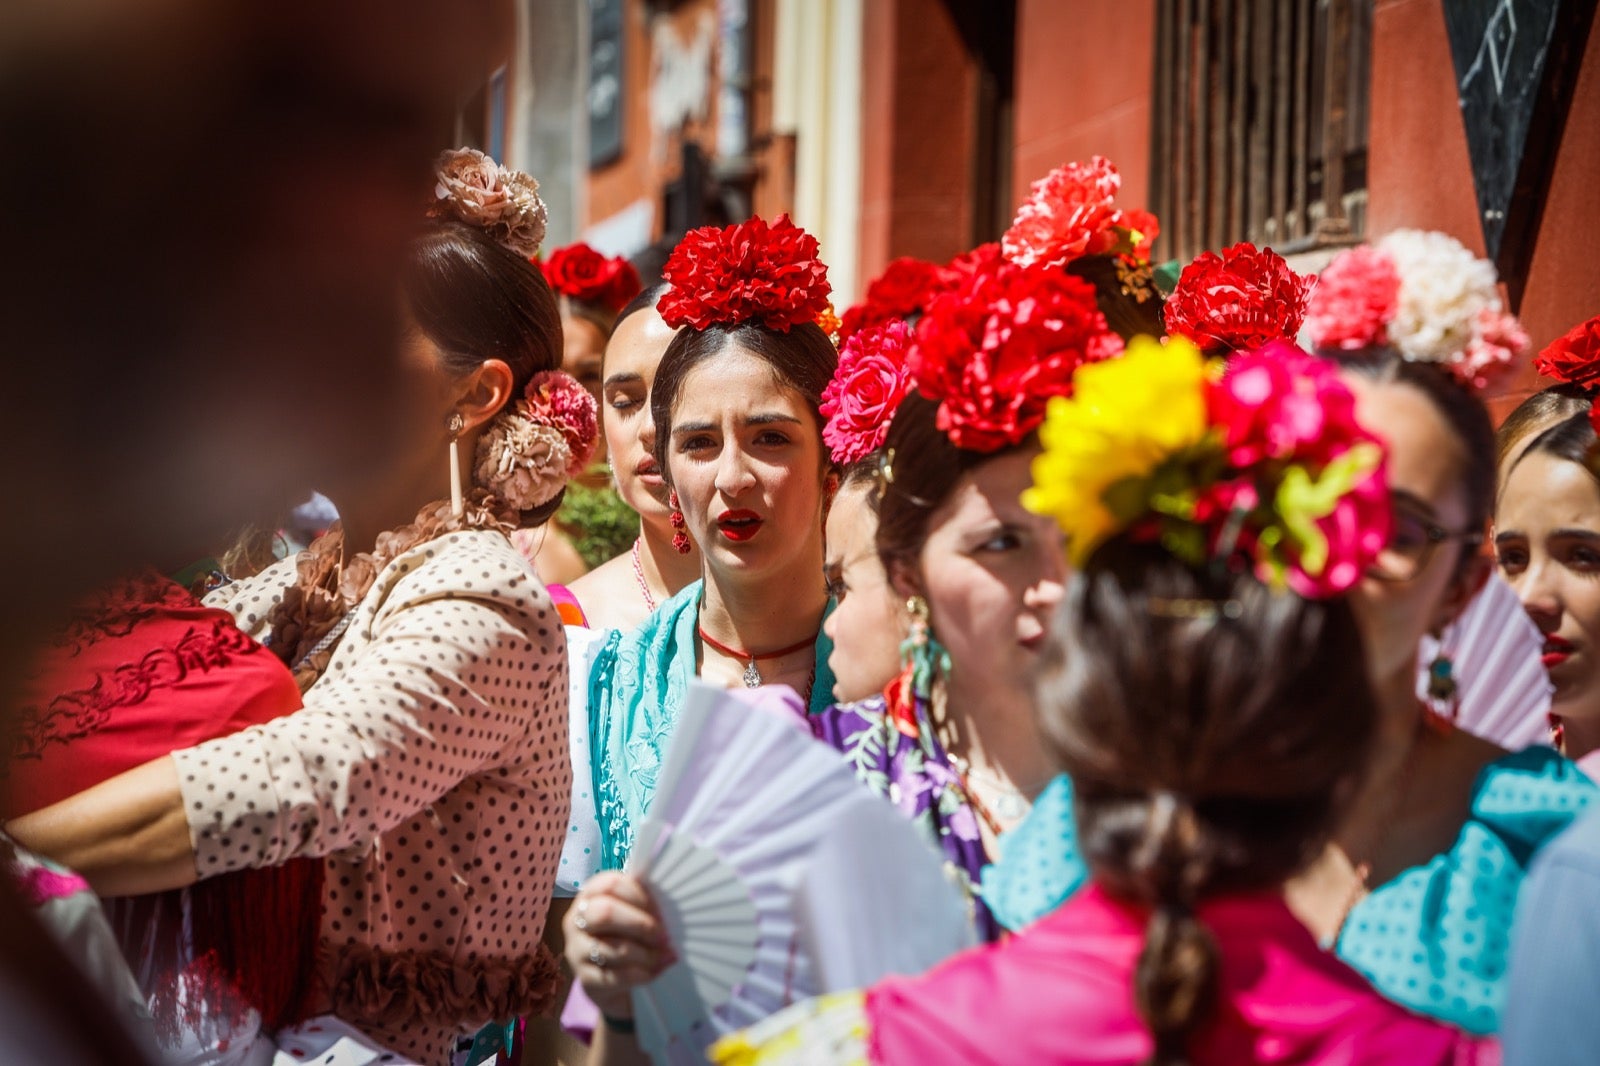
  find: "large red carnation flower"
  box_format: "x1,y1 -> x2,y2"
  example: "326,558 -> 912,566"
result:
539,242 -> 642,312
1002,156 -> 1124,268
837,257 -> 945,342
1535,314 -> 1600,391
657,214 -> 831,332
911,252 -> 1119,452
1163,242 -> 1316,355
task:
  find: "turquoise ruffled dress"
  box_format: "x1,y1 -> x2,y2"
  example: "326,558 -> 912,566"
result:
586,580 -> 836,871
981,747 -> 1596,1035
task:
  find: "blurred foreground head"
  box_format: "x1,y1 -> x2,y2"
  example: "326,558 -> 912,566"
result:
0,1 -> 500,679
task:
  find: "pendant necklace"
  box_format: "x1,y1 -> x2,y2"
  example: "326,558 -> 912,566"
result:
696,624 -> 819,689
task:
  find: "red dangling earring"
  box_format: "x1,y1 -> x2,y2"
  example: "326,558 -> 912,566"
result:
669,491 -> 691,554
1550,712 -> 1566,753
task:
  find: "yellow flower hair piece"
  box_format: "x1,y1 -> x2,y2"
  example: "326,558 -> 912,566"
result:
1023,335 -> 1210,568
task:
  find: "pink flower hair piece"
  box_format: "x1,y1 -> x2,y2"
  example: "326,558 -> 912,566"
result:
1303,245 -> 1400,351
523,370 -> 599,474
1003,156 -> 1124,269
821,319 -> 916,464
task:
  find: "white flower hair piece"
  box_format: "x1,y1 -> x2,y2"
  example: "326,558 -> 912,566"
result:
1377,229 -> 1500,364
431,147 -> 548,258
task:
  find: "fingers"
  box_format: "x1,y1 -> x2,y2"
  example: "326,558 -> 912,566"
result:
566,874 -> 669,949
563,873 -> 677,1015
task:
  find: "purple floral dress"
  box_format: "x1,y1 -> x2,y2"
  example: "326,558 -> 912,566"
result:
810,693 -> 999,941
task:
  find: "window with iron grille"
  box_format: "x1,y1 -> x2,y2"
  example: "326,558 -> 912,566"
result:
1150,0 -> 1373,263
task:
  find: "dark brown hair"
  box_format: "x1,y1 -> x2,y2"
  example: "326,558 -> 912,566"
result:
1512,410 -> 1600,482
1039,537 -> 1377,1066
403,219 -> 566,522
874,393 -> 1031,577
1498,384 -> 1592,468
1322,346 -> 1496,560
649,321 -> 838,479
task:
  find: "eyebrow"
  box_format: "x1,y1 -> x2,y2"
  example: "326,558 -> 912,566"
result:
671,412 -> 805,436
603,371 -> 643,389
1495,528 -> 1600,546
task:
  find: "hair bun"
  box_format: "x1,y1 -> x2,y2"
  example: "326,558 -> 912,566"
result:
656,214 -> 831,332
429,147 -> 548,259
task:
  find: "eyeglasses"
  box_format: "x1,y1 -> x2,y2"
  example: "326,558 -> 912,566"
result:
1365,509 -> 1485,583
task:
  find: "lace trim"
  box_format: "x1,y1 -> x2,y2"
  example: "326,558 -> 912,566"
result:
12,619 -> 260,763
322,939 -> 562,1030
267,490 -> 518,692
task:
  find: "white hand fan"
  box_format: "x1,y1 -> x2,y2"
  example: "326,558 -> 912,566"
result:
1417,573 -> 1552,749
627,681 -> 975,1065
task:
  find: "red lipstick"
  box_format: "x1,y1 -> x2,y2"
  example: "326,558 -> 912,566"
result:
634,457 -> 664,486
1543,635 -> 1575,669
716,509 -> 763,542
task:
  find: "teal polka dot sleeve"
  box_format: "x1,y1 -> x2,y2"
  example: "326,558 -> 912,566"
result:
1336,746 -> 1597,1034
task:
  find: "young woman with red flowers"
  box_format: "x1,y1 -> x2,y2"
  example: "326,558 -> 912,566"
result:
553,215 -> 840,1061
1497,312 -> 1600,474
7,148 -> 589,1066
709,339 -> 1494,1066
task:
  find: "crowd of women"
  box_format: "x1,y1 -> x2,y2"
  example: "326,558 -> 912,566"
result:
6,18 -> 1600,1062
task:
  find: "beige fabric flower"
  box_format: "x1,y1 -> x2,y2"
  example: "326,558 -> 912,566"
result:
474,412 -> 572,510
432,147 -> 548,258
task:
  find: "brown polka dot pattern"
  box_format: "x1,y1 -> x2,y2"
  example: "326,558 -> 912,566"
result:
179,530 -> 570,1062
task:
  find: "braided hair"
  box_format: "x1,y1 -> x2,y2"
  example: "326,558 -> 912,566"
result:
1037,537 -> 1379,1065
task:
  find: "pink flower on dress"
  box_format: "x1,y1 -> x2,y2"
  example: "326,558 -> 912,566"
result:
1304,245 -> 1401,351
821,320 -> 916,464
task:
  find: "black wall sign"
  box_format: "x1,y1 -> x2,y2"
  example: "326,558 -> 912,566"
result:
1443,0 -> 1597,307
589,0 -> 625,169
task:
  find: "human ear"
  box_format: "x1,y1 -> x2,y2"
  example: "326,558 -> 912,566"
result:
450,358 -> 516,433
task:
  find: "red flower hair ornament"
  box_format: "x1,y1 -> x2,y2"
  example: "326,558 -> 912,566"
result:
539,242 -> 642,312
657,214 -> 832,332
1163,242 -> 1316,355
837,257 -> 946,343
910,245 -> 1121,452
1002,156 -> 1160,270
1537,314 -> 1600,393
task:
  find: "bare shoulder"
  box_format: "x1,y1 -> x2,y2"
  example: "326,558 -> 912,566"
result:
569,552 -> 649,632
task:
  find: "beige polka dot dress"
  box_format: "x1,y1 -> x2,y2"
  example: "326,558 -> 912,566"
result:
173,530 -> 570,1064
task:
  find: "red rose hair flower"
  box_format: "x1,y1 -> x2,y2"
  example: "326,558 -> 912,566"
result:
1163,242 -> 1316,355
1536,314 -> 1600,392
657,214 -> 831,332
539,242 -> 642,312
821,320 -> 916,465
911,251 -> 1120,452
837,257 -> 945,343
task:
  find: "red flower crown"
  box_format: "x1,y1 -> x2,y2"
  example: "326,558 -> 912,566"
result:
538,242 -> 642,313
909,243 -> 1122,452
1163,242 -> 1316,356
657,214 -> 832,332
